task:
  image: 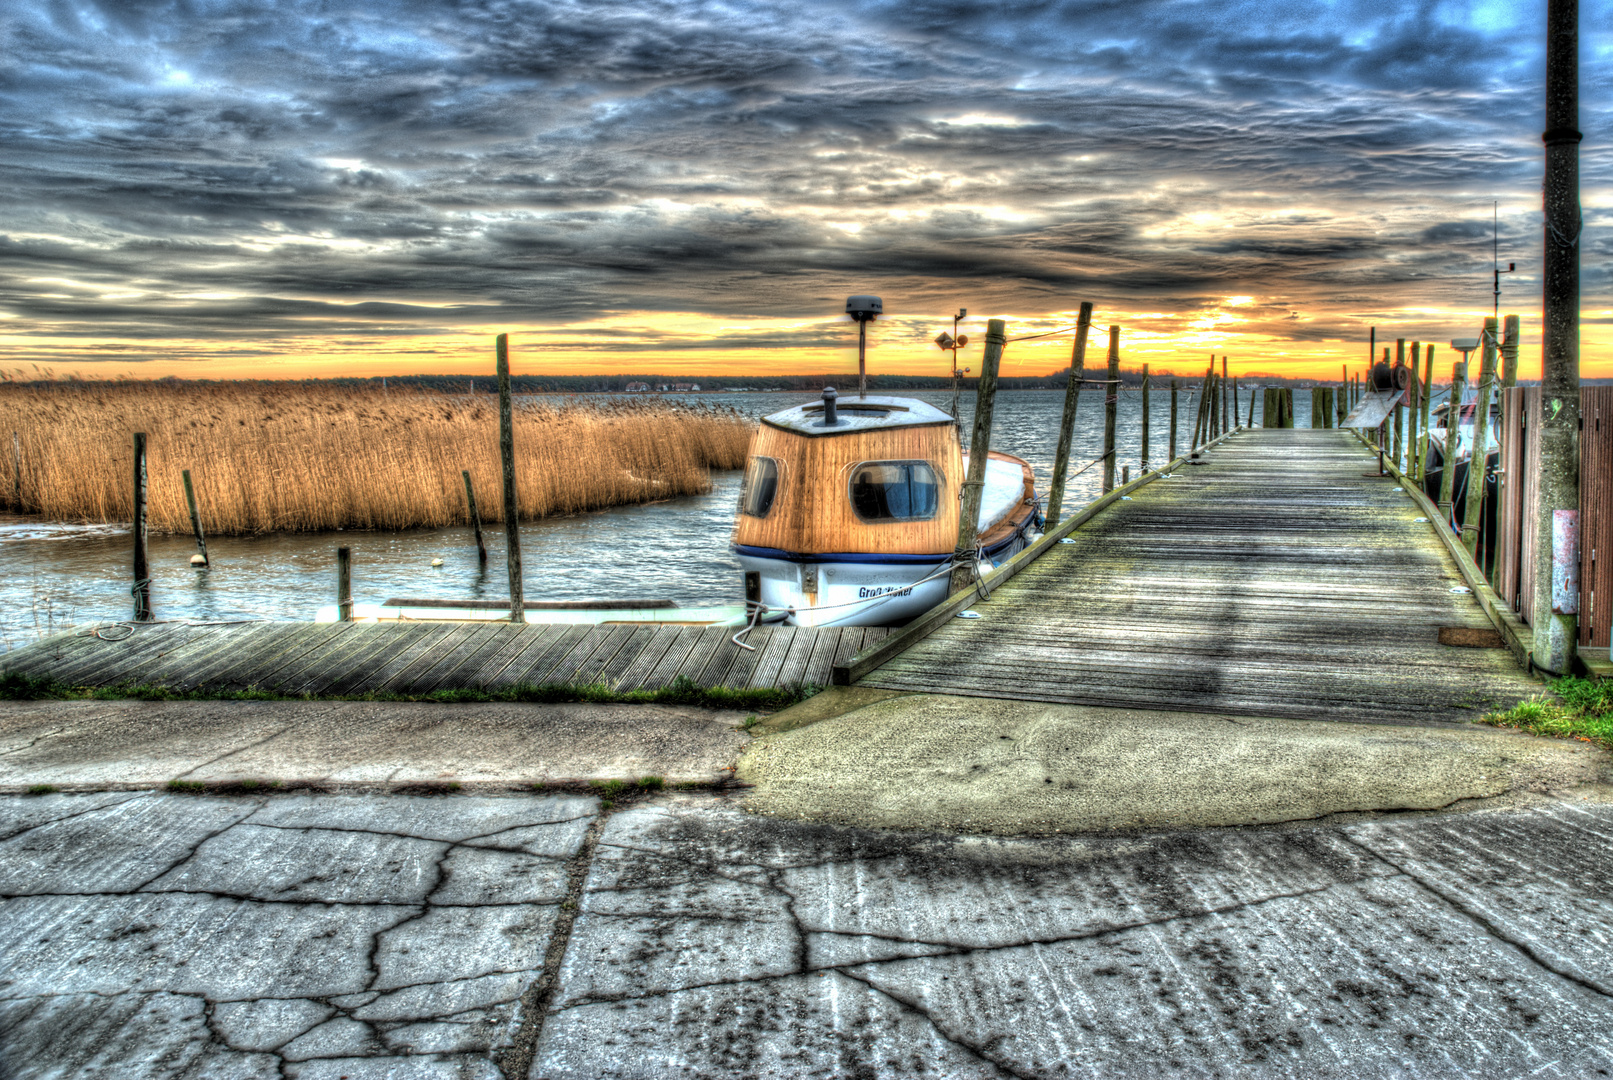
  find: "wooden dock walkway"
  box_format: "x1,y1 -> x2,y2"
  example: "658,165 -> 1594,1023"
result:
859,429 -> 1542,726
1,621 -> 885,697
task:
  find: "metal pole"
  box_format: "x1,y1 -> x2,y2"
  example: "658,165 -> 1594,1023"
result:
1046,302 -> 1092,526
496,333 -> 526,624
858,319 -> 867,400
1534,0 -> 1582,673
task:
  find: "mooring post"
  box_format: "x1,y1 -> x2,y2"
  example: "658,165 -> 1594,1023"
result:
1407,341 -> 1422,475
1101,326 -> 1120,491
1220,358 -> 1230,435
1501,314 -> 1521,390
1169,378 -> 1179,463
462,469 -> 488,566
496,333 -> 526,623
1439,361 -> 1467,524
337,546 -> 352,622
1284,388 -> 1296,428
181,469 -> 209,567
951,319 -> 1006,594
1461,318 -> 1500,559
1122,464 -> 1130,485
1246,382 -> 1255,427
10,431 -> 18,511
132,432 -> 151,622
1045,302 -> 1093,526
1417,345 -> 1435,483
1192,366 -> 1210,448
1530,0 -> 1581,673
1140,363 -> 1150,472
1207,371 -> 1221,444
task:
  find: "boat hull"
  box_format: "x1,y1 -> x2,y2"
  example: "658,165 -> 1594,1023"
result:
733,513 -> 1038,628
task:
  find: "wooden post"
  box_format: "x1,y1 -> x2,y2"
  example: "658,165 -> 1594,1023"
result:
181,469 -> 209,567
1392,340 -> 1405,469
462,469 -> 488,566
1246,382 -> 1255,428
1417,345 -> 1435,482
1169,378 -> 1179,464
1122,464 -> 1130,485
1207,370 -> 1221,444
337,546 -> 352,622
1461,318 -> 1499,558
1046,301 -> 1093,526
1261,387 -> 1275,428
951,319 -> 1006,593
1309,388 -> 1321,428
1220,358 -> 1230,435
1101,326 -> 1120,491
1140,363 -> 1150,471
132,432 -> 151,622
1407,341 -> 1421,476
1192,367 -> 1212,447
1282,388 -> 1296,428
496,333 -> 526,623
10,431 -> 18,511
1501,314 -> 1521,389
1439,361 -> 1466,523
1531,0 -> 1581,672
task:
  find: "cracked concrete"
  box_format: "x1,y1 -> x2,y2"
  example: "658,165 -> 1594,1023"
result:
5,788 -> 1613,1076
0,699 -> 752,790
0,791 -> 596,1078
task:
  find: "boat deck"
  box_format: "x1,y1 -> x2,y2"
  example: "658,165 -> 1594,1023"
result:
2,621 -> 885,697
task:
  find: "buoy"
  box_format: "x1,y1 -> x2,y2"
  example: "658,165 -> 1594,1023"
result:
431,558 -> 444,567
190,554 -> 207,566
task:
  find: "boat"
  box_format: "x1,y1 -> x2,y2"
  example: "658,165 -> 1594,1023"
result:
730,315 -> 1043,627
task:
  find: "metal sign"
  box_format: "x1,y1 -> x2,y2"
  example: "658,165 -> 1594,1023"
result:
1340,388 -> 1403,429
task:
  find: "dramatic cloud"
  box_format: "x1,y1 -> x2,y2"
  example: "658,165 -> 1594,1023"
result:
0,0 -> 1607,377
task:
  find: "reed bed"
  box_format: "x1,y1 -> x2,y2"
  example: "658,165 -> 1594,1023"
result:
0,382 -> 753,533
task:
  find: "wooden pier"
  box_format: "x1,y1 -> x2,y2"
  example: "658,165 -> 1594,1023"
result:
854,429 -> 1541,726
2,429 -> 1544,720
1,621 -> 885,697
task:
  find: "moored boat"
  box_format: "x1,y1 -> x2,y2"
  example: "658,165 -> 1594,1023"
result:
730,387 -> 1041,627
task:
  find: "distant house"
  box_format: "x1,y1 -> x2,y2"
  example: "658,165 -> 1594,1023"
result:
625,382 -> 649,393
671,382 -> 696,392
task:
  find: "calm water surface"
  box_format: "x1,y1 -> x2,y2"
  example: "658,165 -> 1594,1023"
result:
2,388 -> 1296,649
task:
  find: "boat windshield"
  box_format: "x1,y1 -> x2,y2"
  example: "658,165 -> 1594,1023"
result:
740,456 -> 780,518
849,461 -> 940,522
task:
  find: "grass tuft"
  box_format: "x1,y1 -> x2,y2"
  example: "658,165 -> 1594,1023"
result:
637,776 -> 664,791
1481,676 -> 1613,749
25,783 -> 59,795
0,672 -> 68,700
164,779 -> 206,794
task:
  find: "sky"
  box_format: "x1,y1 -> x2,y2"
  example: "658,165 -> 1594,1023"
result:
1,0 -> 1609,383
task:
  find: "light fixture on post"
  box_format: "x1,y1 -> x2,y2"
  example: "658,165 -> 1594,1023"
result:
846,295 -> 882,400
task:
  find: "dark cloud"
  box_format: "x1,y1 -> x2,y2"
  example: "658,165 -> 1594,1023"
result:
0,0 -> 1603,363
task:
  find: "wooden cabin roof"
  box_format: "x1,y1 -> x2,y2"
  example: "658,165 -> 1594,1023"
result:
762,395 -> 954,437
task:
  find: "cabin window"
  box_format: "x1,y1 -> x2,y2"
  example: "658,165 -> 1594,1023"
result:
848,461 -> 940,522
740,456 -> 780,518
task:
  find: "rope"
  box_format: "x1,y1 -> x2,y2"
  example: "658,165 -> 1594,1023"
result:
74,616 -> 271,641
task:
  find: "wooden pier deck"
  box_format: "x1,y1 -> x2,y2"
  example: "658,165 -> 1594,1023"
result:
859,429 -> 1542,726
1,621 -> 885,697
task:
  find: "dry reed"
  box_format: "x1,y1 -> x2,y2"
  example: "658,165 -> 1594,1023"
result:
0,382 -> 753,534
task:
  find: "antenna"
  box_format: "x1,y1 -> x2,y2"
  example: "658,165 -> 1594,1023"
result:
1493,201 -> 1514,321
845,295 -> 882,399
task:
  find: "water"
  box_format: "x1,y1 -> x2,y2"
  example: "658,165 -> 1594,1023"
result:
1,387 -> 1279,649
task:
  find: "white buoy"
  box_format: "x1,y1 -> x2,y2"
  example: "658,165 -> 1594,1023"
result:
190,554 -> 207,566
431,558 -> 444,567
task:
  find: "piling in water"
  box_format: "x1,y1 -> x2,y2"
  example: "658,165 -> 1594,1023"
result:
132,432 -> 151,622
462,469 -> 488,566
1462,318 -> 1499,559
1101,326 -> 1120,492
181,469 -> 209,567
496,334 -> 526,624
1046,301 -> 1093,526
1439,360 -> 1467,522
952,319 -> 1006,593
1140,363 -> 1150,471
1169,378 -> 1179,463
337,546 -> 352,622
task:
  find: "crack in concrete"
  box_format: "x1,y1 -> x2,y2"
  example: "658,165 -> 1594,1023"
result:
126,800 -> 265,893
1341,832 -> 1613,1001
0,726 -> 70,757
833,966 -> 1029,1079
493,809 -> 609,1080
172,724 -> 299,780
0,790 -> 147,843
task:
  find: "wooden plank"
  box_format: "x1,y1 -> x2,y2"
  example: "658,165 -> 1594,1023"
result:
461,625 -> 555,688
57,623 -> 205,687
483,626 -> 574,689
799,628 -> 844,688
570,626 -> 640,686
637,627 -> 705,691
124,624 -> 263,687
0,630 -> 108,679
595,626 -> 662,689
718,626 -> 772,688
215,623 -> 362,692
774,629 -> 818,689
671,627 -> 728,688
611,625 -> 685,691
316,624 -> 455,697
831,628 -> 868,672
389,623 -> 509,695
747,627 -> 798,689
271,624 -> 403,696
418,623 -> 529,693
536,626 -> 617,686
167,623 -> 296,691
375,623 -> 482,694
218,623 -> 355,693
690,624 -> 745,688
503,625 -> 593,686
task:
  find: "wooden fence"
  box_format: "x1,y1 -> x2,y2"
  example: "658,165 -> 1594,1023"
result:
1493,386 -> 1613,647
